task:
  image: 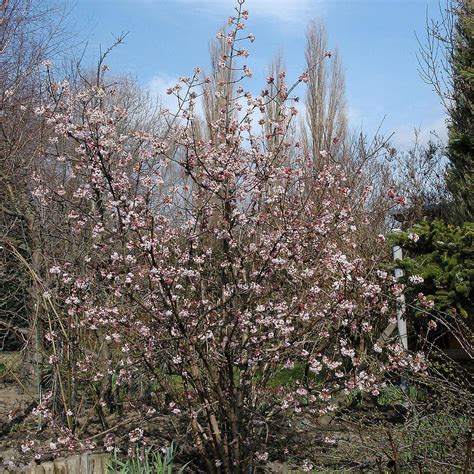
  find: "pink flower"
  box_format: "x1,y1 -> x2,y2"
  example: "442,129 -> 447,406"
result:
373,343 -> 382,354
256,452 -> 268,462
409,275 -> 424,284
299,71 -> 309,82
428,320 -> 438,329
243,65 -> 253,77
129,428 -> 144,443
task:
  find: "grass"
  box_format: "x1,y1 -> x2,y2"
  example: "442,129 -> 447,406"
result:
376,384 -> 425,406
107,443 -> 189,474
400,413 -> 471,464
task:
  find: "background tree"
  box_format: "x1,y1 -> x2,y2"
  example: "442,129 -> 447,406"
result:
391,219 -> 473,355
418,0 -> 473,221
388,130 -> 449,227
302,20 -> 348,165
446,0 -> 473,221
0,0 -> 70,354
391,0 -> 473,359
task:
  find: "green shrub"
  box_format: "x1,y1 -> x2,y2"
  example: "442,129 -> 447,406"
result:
390,219 -> 473,323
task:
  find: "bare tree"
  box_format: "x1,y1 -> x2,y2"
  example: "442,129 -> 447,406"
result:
302,20 -> 348,165
0,0 -> 71,355
416,0 -> 458,112
299,20 -> 392,238
202,29 -> 235,143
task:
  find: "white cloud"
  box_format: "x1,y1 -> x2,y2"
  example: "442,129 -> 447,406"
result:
147,73 -> 180,112
391,116 -> 448,150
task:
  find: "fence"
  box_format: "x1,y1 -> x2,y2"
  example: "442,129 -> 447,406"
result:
0,453 -> 110,474
0,351 -> 23,375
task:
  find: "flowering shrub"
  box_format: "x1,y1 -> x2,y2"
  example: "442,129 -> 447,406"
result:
23,1 -> 427,471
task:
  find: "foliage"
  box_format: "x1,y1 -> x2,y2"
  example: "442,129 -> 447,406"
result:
376,384 -> 424,406
390,219 -> 473,323
417,0 -> 473,222
446,0 -> 474,222
401,413 -> 470,464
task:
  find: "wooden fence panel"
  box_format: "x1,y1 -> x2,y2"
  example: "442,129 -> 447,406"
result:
0,453 -> 110,474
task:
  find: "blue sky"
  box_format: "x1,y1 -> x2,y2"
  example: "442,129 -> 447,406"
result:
67,0 -> 447,149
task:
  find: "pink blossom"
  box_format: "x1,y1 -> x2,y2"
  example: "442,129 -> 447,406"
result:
243,65 -> 253,77
299,71 -> 309,82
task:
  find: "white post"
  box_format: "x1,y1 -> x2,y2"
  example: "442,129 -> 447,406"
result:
392,229 -> 408,392
392,232 -> 408,351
